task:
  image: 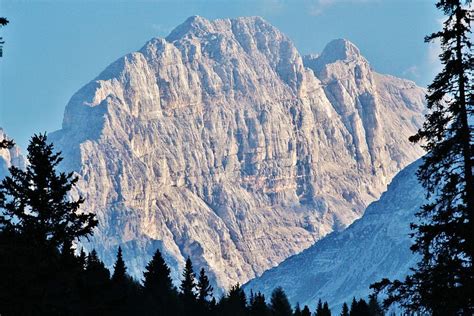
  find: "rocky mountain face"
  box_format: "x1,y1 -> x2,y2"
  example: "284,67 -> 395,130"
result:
244,159 -> 425,312
49,16 -> 426,290
0,128 -> 26,179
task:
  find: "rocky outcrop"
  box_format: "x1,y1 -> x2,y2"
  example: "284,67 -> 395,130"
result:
49,16 -> 425,290
244,159 -> 424,312
0,128 -> 26,179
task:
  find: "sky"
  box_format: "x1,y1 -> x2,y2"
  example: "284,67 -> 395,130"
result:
0,0 -> 442,149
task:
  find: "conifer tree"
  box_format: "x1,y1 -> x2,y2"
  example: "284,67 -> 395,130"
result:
82,249 -> 111,314
340,302 -> 349,316
301,305 -> 311,316
218,283 -> 248,316
0,133 -> 97,249
197,267 -> 214,303
249,291 -> 270,316
371,0 -> 473,314
269,287 -> 293,316
316,299 -> 324,316
322,301 -> 331,316
143,248 -> 175,296
142,248 -> 178,315
293,303 -> 302,316
0,134 -> 97,314
180,257 -> 197,301
111,246 -> 127,284
368,295 -> 384,316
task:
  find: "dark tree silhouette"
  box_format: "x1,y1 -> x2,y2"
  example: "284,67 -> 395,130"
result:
0,134 -> 97,249
143,248 -> 175,295
371,0 -> 474,314
340,302 -> 349,316
301,305 -> 311,316
249,291 -> 270,316
180,257 -> 197,300
197,267 -> 214,303
218,283 -> 248,316
269,287 -> 293,316
142,248 -> 179,315
322,301 -> 331,316
368,295 -> 384,316
0,134 -> 96,314
111,246 -> 127,284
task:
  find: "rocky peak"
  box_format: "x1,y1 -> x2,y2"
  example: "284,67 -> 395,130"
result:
50,17 -> 426,291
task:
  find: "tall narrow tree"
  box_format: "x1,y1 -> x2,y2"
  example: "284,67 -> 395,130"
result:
340,303 -> 349,316
180,257 -> 197,301
269,287 -> 293,316
371,0 -> 473,314
0,133 -> 97,249
111,246 -> 127,284
197,267 -> 214,303
0,134 -> 97,314
143,248 -> 175,296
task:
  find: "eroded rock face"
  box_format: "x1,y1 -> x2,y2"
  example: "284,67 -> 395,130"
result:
244,159 -> 424,312
50,16 -> 425,290
0,128 -> 26,179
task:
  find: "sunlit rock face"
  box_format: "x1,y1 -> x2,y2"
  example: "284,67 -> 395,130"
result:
50,16 -> 425,290
244,159 -> 424,312
0,128 -> 26,179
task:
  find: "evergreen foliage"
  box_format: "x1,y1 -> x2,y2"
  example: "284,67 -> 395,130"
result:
371,0 -> 474,314
218,283 -> 248,316
269,287 -> 293,316
249,291 -> 270,316
111,246 -> 127,284
197,267 -> 214,303
340,302 -> 349,316
301,305 -> 311,316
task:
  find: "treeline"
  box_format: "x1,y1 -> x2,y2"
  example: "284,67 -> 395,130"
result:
0,135 -> 386,316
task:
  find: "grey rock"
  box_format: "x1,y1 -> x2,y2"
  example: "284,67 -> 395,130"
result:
49,17 -> 425,291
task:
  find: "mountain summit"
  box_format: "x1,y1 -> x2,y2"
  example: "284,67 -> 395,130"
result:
50,16 -> 425,290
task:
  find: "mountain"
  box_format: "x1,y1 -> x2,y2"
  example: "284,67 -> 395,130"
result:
0,128 -> 26,179
49,16 -> 425,290
244,159 -> 424,311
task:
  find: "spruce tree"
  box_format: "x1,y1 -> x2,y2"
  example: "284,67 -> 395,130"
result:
368,295 -> 384,316
293,303 -> 302,316
371,0 -> 473,314
197,267 -> 214,303
218,283 -> 248,316
340,302 -> 349,316
249,291 -> 269,316
0,134 -> 97,314
322,301 -> 331,316
143,248 -> 175,296
111,246 -> 127,284
269,287 -> 293,316
301,305 -> 311,316
142,248 -> 178,315
349,298 -> 357,316
0,133 -> 97,249
180,257 -> 197,300
316,299 -> 324,316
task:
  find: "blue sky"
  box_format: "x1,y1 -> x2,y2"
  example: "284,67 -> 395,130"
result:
0,0 -> 441,149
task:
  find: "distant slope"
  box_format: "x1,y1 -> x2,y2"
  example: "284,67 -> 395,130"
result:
244,159 -> 425,310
